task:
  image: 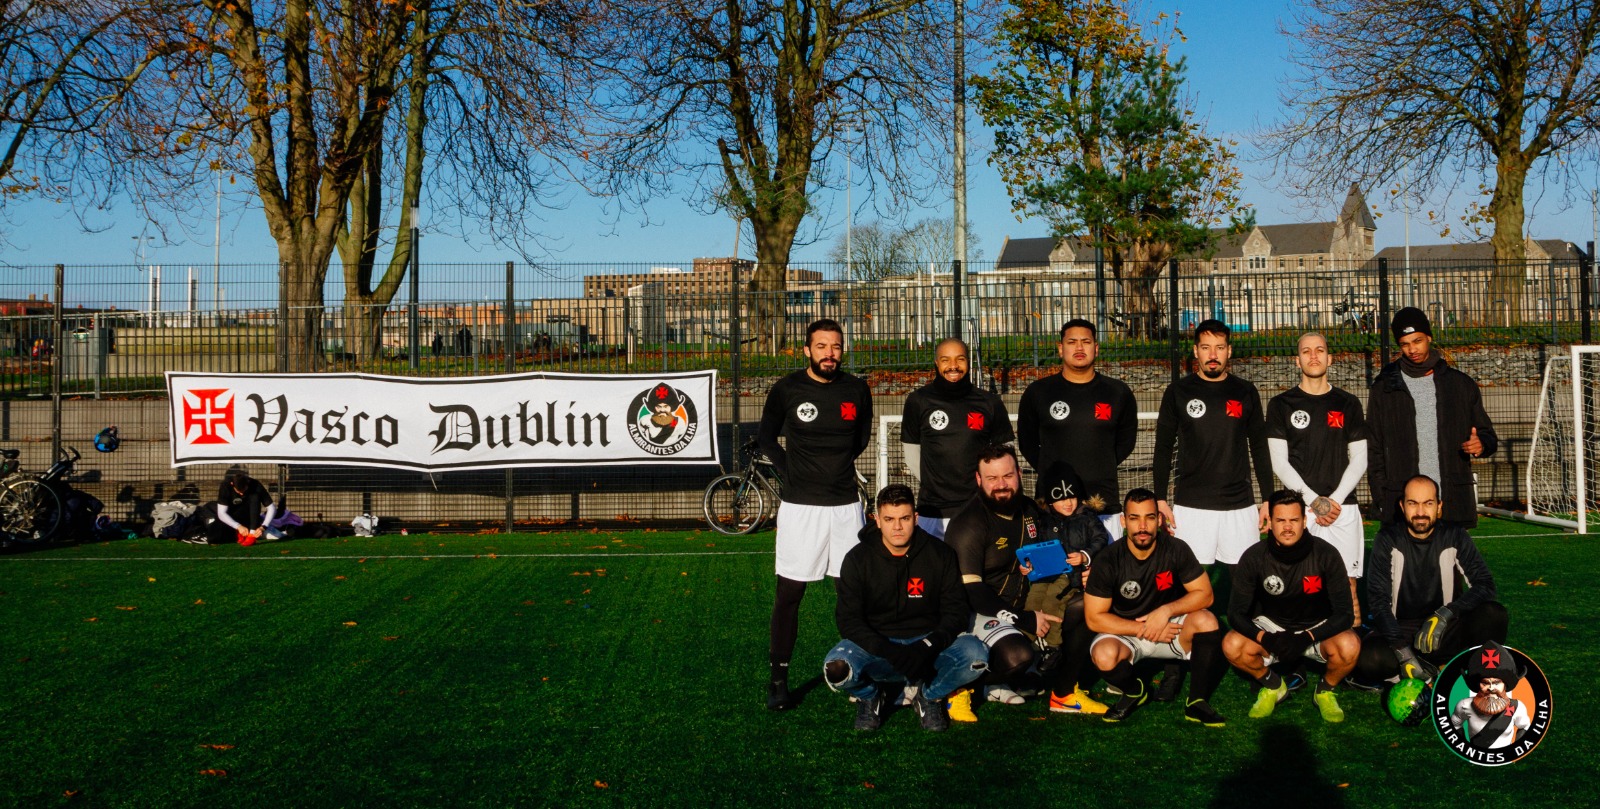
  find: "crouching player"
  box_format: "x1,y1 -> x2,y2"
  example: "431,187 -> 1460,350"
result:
1222,490 -> 1360,722
1084,489 -> 1229,726
824,485 -> 988,731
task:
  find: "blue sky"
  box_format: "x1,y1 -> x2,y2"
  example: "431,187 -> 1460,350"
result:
4,0 -> 1598,280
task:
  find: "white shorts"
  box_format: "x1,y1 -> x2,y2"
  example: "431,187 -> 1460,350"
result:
1305,503 -> 1364,577
1092,614 -> 1190,663
774,501 -> 864,581
970,612 -> 1026,647
1100,512 -> 1124,542
917,516 -> 949,539
1171,503 -> 1260,565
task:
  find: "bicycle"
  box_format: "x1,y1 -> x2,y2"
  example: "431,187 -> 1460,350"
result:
0,446 -> 81,544
702,438 -> 873,535
1332,291 -> 1377,334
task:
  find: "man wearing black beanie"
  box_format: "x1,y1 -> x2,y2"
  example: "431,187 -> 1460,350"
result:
1367,306 -> 1498,526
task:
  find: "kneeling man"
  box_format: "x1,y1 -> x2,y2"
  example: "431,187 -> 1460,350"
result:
1084,489 -> 1229,726
825,484 -> 987,731
1223,489 -> 1360,722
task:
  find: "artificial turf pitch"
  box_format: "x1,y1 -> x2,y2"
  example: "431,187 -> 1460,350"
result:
0,519 -> 1591,807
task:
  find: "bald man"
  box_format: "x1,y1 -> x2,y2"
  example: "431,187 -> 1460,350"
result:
901,338 -> 1014,538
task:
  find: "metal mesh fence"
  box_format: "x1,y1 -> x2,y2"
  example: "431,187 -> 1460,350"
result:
0,255 -> 1591,532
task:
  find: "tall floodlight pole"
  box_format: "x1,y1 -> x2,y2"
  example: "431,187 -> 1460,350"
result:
214,173 -> 223,316
409,206 -> 420,371
952,0 -> 966,340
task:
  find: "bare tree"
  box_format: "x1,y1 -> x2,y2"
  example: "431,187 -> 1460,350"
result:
898,216 -> 982,270
38,0 -> 599,366
826,222 -> 907,282
0,0 -> 147,222
1263,0 -> 1600,323
587,0 -> 982,348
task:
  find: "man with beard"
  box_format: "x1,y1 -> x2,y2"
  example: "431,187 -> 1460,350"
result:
825,484 -> 987,732
1084,489 -> 1229,725
1222,490 -> 1360,723
901,338 -> 1014,538
758,318 -> 874,711
1267,332 -> 1368,624
942,444 -> 1062,722
1449,640 -> 1530,749
1018,319 -> 1139,539
1355,476 -> 1509,685
1152,319 -> 1274,567
1368,307 -> 1497,527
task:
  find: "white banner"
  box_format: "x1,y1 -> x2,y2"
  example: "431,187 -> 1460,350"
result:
167,370 -> 718,471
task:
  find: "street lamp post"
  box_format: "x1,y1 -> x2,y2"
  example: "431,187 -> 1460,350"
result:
409,207 -> 420,371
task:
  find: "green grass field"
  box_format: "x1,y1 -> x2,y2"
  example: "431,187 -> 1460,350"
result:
0,518 -> 1592,807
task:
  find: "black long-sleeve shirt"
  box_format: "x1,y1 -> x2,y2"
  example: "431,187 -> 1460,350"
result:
835,525 -> 970,657
1017,372 -> 1139,513
1152,373 -> 1272,509
1367,523 -> 1498,647
758,369 -> 872,506
1228,533 -> 1353,643
945,495 -> 1046,629
901,380 -> 1014,517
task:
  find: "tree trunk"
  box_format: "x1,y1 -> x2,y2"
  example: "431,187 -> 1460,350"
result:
751,224 -> 796,353
1487,152 -> 1530,326
279,242 -> 333,372
1111,239 -> 1172,339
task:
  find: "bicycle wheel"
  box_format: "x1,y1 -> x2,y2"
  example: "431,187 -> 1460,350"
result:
0,477 -> 65,543
703,474 -> 767,535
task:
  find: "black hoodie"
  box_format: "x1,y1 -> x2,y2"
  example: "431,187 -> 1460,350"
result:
835,524 -> 970,658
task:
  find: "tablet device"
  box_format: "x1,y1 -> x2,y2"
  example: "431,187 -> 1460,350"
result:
1016,539 -> 1070,581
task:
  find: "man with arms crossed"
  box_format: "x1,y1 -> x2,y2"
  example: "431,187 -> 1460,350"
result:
1084,489 -> 1229,726
759,319 -> 874,710
1222,489 -> 1360,723
1267,332 -> 1368,623
1018,319 -> 1138,539
901,338 -> 1014,538
825,484 -> 987,731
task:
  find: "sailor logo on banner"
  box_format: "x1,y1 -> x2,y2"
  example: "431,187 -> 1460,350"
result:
166,370 -> 718,471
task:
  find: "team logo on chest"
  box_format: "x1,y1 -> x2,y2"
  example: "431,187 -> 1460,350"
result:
1095,402 -> 1112,421
1327,411 -> 1345,429
967,412 -> 985,431
1264,575 -> 1285,596
1049,401 -> 1071,420
841,402 -> 857,421
1303,575 -> 1323,594
928,410 -> 949,430
1186,399 -> 1206,418
1226,400 -> 1244,418
1119,580 -> 1142,599
1290,409 -> 1311,430
1155,571 -> 1174,591
795,402 -> 818,422
907,577 -> 925,597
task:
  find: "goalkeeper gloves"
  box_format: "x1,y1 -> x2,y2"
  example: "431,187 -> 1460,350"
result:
883,638 -> 940,682
1414,605 -> 1456,655
1261,631 -> 1313,660
1394,644 -> 1438,684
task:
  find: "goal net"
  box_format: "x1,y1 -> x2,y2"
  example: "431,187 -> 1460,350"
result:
1527,345 -> 1600,532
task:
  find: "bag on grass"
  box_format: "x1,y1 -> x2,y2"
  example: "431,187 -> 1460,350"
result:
351,513 -> 378,537
152,501 -> 199,539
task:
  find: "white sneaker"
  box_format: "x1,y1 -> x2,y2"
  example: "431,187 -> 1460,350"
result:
986,685 -> 1024,705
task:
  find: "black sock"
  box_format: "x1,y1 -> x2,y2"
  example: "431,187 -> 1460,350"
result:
1186,630 -> 1227,701
1317,677 -> 1337,693
769,577 -> 807,686
1258,669 -> 1283,690
1104,660 -> 1142,696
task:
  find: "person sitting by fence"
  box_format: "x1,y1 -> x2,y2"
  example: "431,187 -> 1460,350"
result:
188,470 -> 278,546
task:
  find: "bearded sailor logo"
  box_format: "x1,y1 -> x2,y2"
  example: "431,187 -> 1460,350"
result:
1049,401 -> 1071,420
627,383 -> 700,456
1264,575 -> 1285,596
1290,410 -> 1311,430
796,402 -> 818,422
1120,580 -> 1142,599
1186,399 -> 1206,418
928,410 -> 950,430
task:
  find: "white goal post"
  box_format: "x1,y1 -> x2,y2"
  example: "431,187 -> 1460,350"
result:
1526,345 -> 1600,533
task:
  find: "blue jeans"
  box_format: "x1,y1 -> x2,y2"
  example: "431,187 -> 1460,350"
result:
823,634 -> 988,701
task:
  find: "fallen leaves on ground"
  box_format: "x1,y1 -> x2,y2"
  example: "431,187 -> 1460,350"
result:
84,617 -> 97,622
1527,577 -> 1547,586
199,769 -> 227,777
593,781 -> 608,789
199,744 -> 234,750
342,621 -> 358,626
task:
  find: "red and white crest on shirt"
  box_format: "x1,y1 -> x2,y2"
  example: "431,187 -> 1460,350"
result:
1225,400 -> 1243,418
181,388 -> 235,445
1302,575 -> 1323,594
907,577 -> 925,596
967,412 -> 985,431
840,402 -> 857,421
1094,402 -> 1112,421
1326,411 -> 1345,429
1155,570 -> 1174,591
